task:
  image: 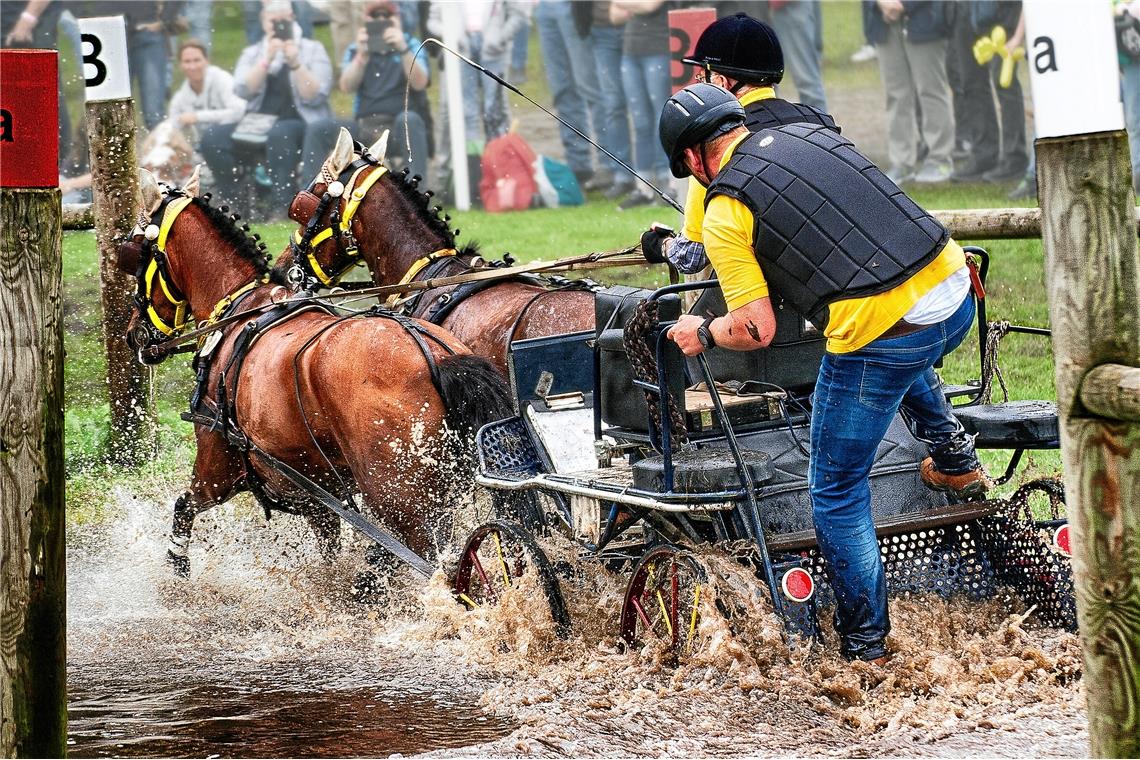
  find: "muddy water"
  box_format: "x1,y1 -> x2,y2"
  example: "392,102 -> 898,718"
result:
69,481 -> 1088,758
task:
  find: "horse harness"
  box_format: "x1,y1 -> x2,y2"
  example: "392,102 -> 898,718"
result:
286,147 -> 598,331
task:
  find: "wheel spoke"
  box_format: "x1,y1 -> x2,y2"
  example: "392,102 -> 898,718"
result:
686,583 -> 702,650
469,550 -> 498,604
492,531 -> 512,587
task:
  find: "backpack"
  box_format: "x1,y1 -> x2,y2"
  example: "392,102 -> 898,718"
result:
479,132 -> 538,213
533,155 -> 584,208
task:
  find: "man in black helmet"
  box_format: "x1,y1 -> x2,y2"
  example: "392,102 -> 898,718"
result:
658,83 -> 990,664
641,13 -> 839,274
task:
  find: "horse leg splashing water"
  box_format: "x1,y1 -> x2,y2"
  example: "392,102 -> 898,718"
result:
122,167 -> 512,579
278,128 -> 596,376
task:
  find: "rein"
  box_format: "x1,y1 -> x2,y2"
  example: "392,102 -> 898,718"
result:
141,243 -> 641,360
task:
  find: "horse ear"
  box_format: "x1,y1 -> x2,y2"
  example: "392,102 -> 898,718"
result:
320,127 -> 355,183
183,164 -> 201,197
139,169 -> 163,214
368,130 -> 390,163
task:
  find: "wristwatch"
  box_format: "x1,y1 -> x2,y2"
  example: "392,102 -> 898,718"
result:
696,317 -> 717,350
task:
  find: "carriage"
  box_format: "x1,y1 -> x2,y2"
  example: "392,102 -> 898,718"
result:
450,247 -> 1077,656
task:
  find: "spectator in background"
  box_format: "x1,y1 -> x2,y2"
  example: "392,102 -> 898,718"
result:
572,1 -> 635,199
863,0 -> 955,184
612,0 -> 673,209
767,0 -> 828,113
242,0 -> 314,43
1117,0 -> 1140,190
509,12 -> 530,82
950,1 -> 1027,183
182,0 -> 213,52
201,0 -> 337,211
334,0 -> 433,178
168,40 -> 247,148
535,0 -> 604,186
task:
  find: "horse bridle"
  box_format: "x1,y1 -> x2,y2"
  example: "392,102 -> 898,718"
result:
119,188 -> 195,352
287,149 -> 457,294
119,187 -> 266,361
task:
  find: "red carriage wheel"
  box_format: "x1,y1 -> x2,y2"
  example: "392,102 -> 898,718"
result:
452,519 -> 571,637
620,545 -> 709,661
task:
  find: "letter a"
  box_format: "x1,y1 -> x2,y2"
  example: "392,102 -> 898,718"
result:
1033,36 -> 1058,74
0,109 -> 12,142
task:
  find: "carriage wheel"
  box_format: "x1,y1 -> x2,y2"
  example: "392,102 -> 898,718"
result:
620,545 -> 708,661
452,519 -> 571,638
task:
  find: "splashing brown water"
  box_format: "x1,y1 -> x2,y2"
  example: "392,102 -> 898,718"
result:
69,479 -> 1086,758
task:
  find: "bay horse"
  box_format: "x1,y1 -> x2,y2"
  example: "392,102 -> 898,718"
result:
121,168 -> 512,578
276,129 -> 596,375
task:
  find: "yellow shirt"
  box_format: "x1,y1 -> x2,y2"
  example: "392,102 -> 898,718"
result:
681,87 -> 776,243
702,137 -> 968,354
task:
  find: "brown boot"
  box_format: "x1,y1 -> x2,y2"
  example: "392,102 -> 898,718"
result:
920,458 -> 992,500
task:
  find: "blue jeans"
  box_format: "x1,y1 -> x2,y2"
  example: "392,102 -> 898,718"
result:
184,0 -> 213,52
1122,60 -> 1140,183
810,294 -> 978,660
129,29 -> 169,130
589,25 -> 632,175
461,31 -> 508,146
621,53 -> 670,178
511,18 -> 530,72
769,0 -> 828,112
535,0 -> 603,175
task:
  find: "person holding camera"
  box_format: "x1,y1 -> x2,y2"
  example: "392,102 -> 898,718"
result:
200,0 -> 336,211
335,0 -> 432,178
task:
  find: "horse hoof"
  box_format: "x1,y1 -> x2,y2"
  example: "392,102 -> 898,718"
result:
166,550 -> 190,578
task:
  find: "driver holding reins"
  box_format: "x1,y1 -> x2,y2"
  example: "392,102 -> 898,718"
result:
658,83 -> 991,664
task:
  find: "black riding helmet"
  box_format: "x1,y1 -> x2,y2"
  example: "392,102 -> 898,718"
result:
659,83 -> 746,178
681,13 -> 784,87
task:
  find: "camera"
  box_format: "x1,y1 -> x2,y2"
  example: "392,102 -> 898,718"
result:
272,19 -> 291,40
366,17 -> 394,55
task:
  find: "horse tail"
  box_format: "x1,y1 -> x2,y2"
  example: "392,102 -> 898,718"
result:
434,353 -> 513,447
434,353 -> 544,531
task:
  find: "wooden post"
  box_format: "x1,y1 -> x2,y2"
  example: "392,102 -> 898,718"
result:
0,50 -> 67,759
81,15 -> 156,466
1038,131 -> 1140,758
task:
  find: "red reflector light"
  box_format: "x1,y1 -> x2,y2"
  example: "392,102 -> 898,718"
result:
1054,524 -> 1071,556
781,567 -> 814,603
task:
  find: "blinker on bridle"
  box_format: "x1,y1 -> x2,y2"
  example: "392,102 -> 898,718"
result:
121,189 -> 194,340
287,147 -> 390,289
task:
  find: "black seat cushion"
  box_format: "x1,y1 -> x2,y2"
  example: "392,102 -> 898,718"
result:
632,447 -> 773,494
953,400 -> 1059,448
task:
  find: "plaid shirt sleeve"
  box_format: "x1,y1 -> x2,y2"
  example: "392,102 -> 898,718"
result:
666,234 -> 711,275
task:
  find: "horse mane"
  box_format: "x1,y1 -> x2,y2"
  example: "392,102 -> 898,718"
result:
386,168 -> 480,258
191,195 -> 290,285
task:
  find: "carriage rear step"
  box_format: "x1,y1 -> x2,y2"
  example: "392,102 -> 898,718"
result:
767,501 -> 1001,553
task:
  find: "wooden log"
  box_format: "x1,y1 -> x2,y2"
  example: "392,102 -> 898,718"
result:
1038,130 -> 1140,758
0,188 -> 66,759
1080,364 -> 1140,423
62,203 -> 95,230
85,98 -> 156,466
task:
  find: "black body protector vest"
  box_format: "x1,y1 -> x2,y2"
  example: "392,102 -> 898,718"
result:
706,123 -> 949,331
744,97 -> 839,134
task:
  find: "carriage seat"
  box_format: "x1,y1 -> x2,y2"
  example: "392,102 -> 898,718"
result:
952,400 -> 1059,449
631,447 -> 773,494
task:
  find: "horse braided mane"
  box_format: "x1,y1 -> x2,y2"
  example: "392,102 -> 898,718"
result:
388,168 -> 479,258
191,195 -> 290,285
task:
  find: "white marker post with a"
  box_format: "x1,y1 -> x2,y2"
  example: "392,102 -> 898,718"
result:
1025,2 -> 1140,757
79,14 -> 157,465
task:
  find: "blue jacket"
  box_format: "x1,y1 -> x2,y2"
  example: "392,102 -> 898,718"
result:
862,1 -> 950,45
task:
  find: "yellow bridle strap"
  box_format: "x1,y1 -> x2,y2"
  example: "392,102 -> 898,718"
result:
291,164 -> 390,286
384,247 -> 458,306
143,196 -> 194,335
397,248 -> 458,287
203,276 -> 268,329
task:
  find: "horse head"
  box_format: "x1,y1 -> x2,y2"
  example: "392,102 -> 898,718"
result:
282,127 -> 462,291
121,167 -> 273,363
